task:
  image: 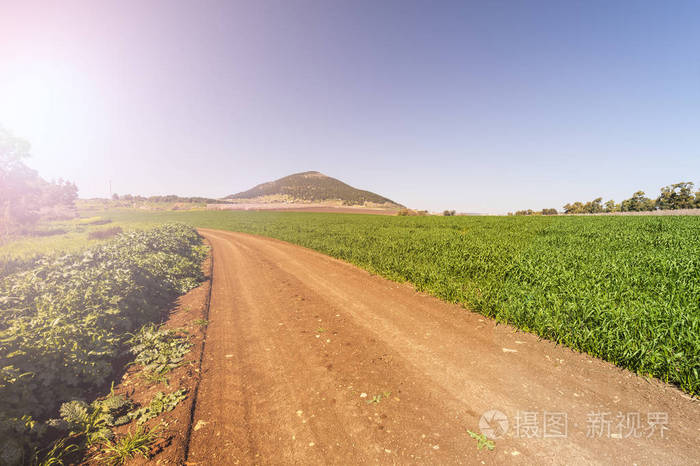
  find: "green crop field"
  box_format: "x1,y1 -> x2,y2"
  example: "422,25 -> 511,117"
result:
4,209 -> 699,395
0,224 -> 207,462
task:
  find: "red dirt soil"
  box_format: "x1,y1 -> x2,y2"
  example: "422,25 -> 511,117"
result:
186,229 -> 700,465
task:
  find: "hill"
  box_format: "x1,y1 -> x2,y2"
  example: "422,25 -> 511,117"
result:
225,171 -> 403,207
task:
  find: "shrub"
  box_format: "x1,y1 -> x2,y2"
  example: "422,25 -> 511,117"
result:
397,209 -> 428,216
88,226 -> 123,240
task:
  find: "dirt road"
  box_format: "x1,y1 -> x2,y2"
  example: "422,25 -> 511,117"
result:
186,229 -> 699,465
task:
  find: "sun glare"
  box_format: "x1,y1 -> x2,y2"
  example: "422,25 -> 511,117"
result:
0,60 -> 92,144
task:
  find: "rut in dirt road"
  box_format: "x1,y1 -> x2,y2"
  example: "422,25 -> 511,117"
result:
186,229 -> 700,465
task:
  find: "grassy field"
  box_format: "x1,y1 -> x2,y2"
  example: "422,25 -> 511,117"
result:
3,209 -> 699,395
0,214 -> 161,258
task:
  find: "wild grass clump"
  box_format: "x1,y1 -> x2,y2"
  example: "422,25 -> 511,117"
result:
94,424 -> 162,465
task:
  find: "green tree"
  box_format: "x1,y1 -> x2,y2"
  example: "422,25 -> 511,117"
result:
1,128 -> 40,234
0,128 -> 78,235
583,197 -> 603,214
515,209 -> 535,216
563,202 -> 585,214
656,182 -> 695,210
604,200 -> 619,213
621,191 -> 655,212
42,178 -> 78,206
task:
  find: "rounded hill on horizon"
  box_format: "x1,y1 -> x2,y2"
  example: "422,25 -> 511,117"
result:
224,171 -> 403,208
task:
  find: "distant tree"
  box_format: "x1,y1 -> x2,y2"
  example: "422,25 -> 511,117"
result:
397,208 -> 426,216
582,197 -> 603,214
141,194 -> 218,204
41,178 -> 78,206
443,210 -> 456,216
621,191 -> 655,212
1,128 -> 38,233
656,182 -> 695,210
112,193 -> 120,200
604,200 -> 619,213
519,181 -> 698,216
563,202 -> 585,214
0,128 -> 79,235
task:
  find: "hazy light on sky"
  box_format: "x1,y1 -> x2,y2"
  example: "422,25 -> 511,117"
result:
1,0 -> 698,213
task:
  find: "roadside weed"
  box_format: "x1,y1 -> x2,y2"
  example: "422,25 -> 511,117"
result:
95,424 -> 163,465
130,389 -> 188,425
467,430 -> 495,451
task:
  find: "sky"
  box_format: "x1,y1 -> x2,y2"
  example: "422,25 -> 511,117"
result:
0,0 -> 698,214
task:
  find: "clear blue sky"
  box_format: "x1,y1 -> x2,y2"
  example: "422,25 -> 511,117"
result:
1,0 -> 698,213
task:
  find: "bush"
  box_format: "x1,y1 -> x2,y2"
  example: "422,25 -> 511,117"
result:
0,255 -> 41,279
397,209 -> 428,216
88,226 -> 123,240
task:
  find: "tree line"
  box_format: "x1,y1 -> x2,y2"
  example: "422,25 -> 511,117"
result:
110,193 -> 220,204
509,208 -> 559,216
510,181 -> 699,216
563,182 -> 698,214
1,128 -> 78,236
